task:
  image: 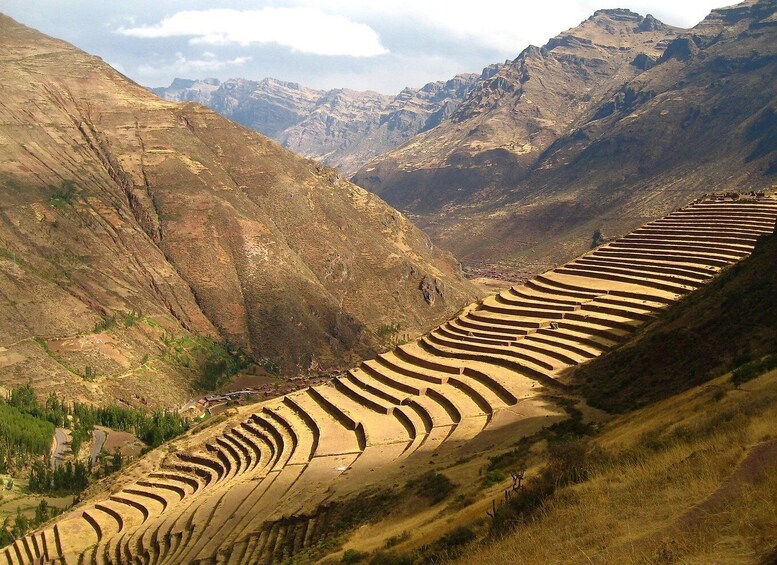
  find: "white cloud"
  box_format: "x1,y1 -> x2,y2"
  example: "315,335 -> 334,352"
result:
282,0 -> 727,53
118,7 -> 388,57
137,52 -> 252,81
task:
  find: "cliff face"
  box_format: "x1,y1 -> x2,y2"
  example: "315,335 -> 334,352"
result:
153,69 -> 496,175
354,2 -> 777,273
0,14 -> 480,407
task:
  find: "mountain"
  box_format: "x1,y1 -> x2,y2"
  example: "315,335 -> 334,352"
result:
354,2 -> 777,274
153,69 -> 498,175
0,14 -> 479,407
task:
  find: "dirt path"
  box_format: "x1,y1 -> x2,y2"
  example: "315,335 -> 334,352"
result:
50,428 -> 69,469
90,428 -> 107,466
623,439 -> 777,559
677,439 -> 777,529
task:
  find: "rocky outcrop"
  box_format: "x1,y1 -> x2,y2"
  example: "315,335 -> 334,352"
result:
0,14 -> 480,407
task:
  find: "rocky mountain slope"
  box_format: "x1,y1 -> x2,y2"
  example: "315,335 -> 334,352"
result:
153,69 -> 498,175
0,14 -> 479,407
354,1 -> 777,273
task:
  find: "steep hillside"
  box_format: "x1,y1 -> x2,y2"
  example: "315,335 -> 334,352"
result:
4,194 -> 774,564
153,69 -> 497,175
0,14 -> 479,407
576,229 -> 777,411
454,370 -> 777,564
354,1 -> 777,274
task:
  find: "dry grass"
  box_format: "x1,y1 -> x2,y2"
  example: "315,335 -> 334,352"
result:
457,369 -> 777,565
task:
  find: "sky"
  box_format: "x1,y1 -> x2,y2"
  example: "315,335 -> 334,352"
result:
4,0 -> 732,94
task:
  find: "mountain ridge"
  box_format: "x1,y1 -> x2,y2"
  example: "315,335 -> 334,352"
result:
152,65 -> 502,175
353,1 -> 777,274
0,13 -> 479,407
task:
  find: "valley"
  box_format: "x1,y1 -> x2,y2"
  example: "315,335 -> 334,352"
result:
356,2 -> 777,274
1,1 -> 777,563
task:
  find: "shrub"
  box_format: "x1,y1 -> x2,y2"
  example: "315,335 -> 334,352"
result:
368,553 -> 413,565
406,472 -> 456,504
481,469 -> 507,489
731,354 -> 777,387
383,531 -> 411,548
121,310 -> 143,328
93,315 -> 117,333
437,526 -> 475,549
48,180 -> 76,208
448,493 -> 477,511
341,548 -> 366,563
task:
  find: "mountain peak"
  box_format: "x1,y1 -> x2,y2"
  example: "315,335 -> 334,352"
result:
544,8 -> 673,53
591,8 -> 643,20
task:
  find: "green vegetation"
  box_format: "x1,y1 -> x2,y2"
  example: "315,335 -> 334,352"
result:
576,232 -> 777,412
93,309 -> 144,333
405,472 -> 456,504
383,531 -> 411,549
48,180 -> 77,208
0,383 -> 189,545
480,469 -> 507,489
72,403 -> 188,449
288,491 -> 402,564
447,493 -> 477,511
0,382 -> 187,476
377,323 -> 401,340
33,337 -> 95,381
92,315 -> 117,333
361,525 -> 478,564
483,397 -> 592,484
341,548 -> 367,563
456,365 -> 777,564
376,323 -> 408,348
0,405 -> 55,463
731,353 -> 777,387
27,460 -> 88,494
0,384 -> 65,471
160,333 -> 252,390
0,500 -> 63,546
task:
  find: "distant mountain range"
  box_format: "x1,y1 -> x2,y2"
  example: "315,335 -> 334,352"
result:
153,66 -> 501,175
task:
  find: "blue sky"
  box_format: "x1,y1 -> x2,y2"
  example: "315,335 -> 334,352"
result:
5,0 -> 731,93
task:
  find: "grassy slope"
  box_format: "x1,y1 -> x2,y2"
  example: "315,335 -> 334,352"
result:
575,232 -> 777,412
459,369 -> 777,564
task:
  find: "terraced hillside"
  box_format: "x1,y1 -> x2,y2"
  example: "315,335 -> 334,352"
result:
4,194 -> 776,564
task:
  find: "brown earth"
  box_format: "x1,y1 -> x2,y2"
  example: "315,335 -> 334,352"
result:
0,14 -> 479,407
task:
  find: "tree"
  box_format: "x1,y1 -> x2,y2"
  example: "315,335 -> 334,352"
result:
111,449 -> 123,474
74,461 -> 88,490
13,507 -> 28,537
34,499 -> 49,524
